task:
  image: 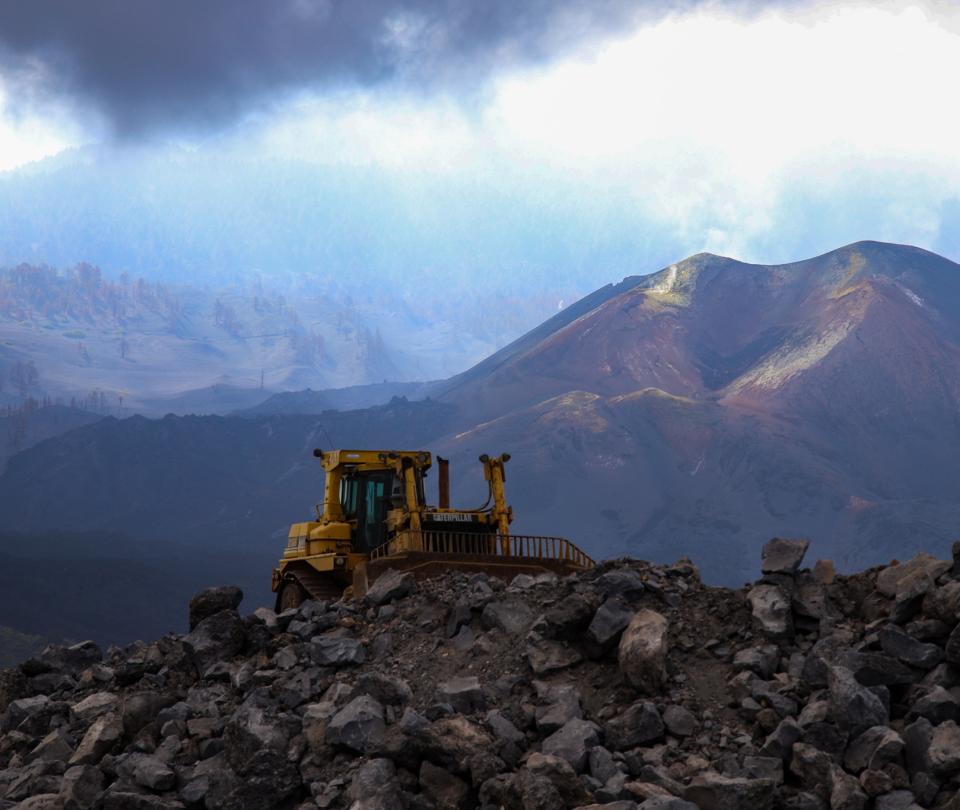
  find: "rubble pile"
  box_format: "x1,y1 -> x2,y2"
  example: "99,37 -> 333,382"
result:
2,539 -> 960,810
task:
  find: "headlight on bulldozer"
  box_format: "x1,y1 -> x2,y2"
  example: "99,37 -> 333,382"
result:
334,556 -> 346,567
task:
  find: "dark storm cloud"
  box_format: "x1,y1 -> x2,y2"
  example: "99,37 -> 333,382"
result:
0,0 -> 781,135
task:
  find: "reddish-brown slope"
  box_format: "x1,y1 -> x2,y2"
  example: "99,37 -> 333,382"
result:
435,241 -> 960,583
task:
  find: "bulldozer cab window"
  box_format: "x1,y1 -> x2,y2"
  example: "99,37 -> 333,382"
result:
356,471 -> 391,552
340,476 -> 359,518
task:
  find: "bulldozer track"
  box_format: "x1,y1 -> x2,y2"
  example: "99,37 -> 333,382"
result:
277,562 -> 345,609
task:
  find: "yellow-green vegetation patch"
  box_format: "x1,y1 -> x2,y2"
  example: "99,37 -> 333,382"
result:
829,251 -> 868,300
638,257 -> 704,310
538,391 -> 609,432
727,319 -> 857,393
612,387 -> 697,406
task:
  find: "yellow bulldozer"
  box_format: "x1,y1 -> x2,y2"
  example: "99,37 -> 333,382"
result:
271,448 -> 595,609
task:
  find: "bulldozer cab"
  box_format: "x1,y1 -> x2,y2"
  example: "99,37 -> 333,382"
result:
340,469 -> 399,552
318,449 -> 432,548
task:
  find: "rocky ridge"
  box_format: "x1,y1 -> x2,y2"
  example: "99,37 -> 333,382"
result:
2,539 -> 960,810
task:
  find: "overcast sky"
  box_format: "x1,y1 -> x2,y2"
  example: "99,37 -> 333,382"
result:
1,0 -> 959,277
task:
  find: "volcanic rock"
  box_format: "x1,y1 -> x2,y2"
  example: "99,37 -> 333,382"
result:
188,585 -> 243,630
365,569 -> 417,605
542,718 -> 600,772
420,760 -> 469,809
879,624 -> 943,669
69,714 -> 122,766
481,599 -> 534,635
326,695 -> 386,754
438,676 -> 486,715
184,609 -> 246,672
0,549 -> 958,810
928,720 -> 960,776
828,666 -> 889,737
747,585 -> 793,640
604,701 -> 664,750
761,538 -> 810,575
618,609 -> 668,694
586,598 -> 634,658
684,772 -> 776,810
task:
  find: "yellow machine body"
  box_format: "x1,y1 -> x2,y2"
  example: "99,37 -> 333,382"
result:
271,448 -> 594,608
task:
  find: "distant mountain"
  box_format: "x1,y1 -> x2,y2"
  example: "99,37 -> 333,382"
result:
0,262 -> 546,415
3,241 -> 960,591
239,381 -> 435,416
434,241 -> 960,580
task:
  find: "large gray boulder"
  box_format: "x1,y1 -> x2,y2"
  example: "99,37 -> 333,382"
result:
481,599 -> 534,635
759,718 -> 801,761
535,683 -> 582,734
834,650 -> 914,687
365,570 -> 417,605
326,695 -> 386,754
788,742 -> 833,799
747,585 -> 793,640
535,594 -> 596,640
585,598 -> 634,658
922,581 -> 960,622
843,726 -> 905,773
185,609 -> 246,671
70,693 -> 119,724
58,764 -> 104,809
875,553 -> 950,599
928,720 -> 960,776
662,705 -> 697,738
31,729 -> 73,763
526,634 -> 583,675
347,758 -> 403,810
905,686 -> 960,724
828,666 -> 888,737
829,766 -> 868,810
596,569 -> 646,600
68,714 -> 122,766
129,755 -> 176,791
2,696 -> 52,734
223,704 -> 290,771
733,645 -> 780,679
188,586 -> 243,630
485,709 -> 526,747
604,701 -> 664,750
542,718 -> 600,772
879,624 -> 942,669
310,635 -> 366,667
22,641 -> 102,677
438,676 -> 486,715
761,538 -> 810,575
618,609 -> 668,694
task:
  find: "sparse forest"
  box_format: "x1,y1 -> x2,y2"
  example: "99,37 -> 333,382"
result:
0,262 -> 184,325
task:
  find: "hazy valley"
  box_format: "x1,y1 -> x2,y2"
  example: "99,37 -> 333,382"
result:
0,261 -> 563,418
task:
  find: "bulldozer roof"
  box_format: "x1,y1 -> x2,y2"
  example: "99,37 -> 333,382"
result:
314,449 -> 432,471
